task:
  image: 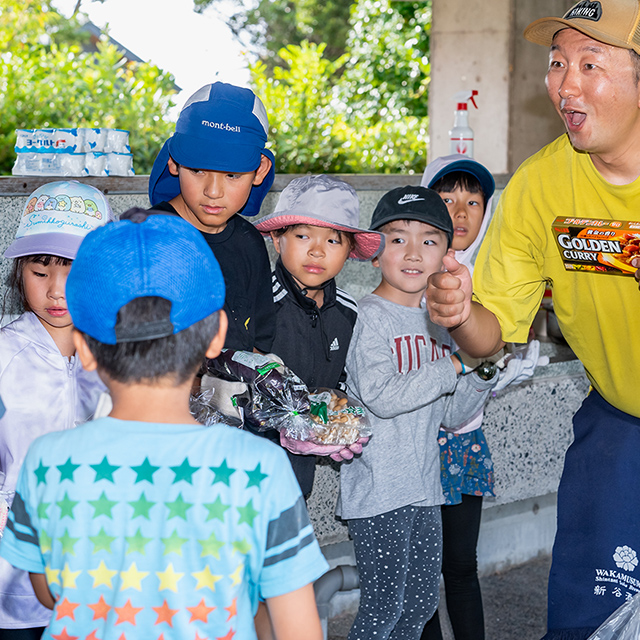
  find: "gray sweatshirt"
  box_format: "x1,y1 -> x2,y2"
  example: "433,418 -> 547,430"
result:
337,294 -> 496,520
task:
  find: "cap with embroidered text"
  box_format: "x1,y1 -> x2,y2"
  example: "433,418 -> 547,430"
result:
524,0 -> 640,55
66,211 -> 226,345
5,181 -> 114,260
148,82 -> 275,216
369,186 -> 454,247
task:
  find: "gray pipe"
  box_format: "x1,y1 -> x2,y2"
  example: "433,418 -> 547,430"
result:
314,565 -> 360,640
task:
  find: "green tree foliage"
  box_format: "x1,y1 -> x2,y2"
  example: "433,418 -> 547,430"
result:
196,0 -> 431,173
250,40 -> 428,174
0,0 -> 177,175
194,0 -> 353,68
343,0 -> 431,121
248,0 -> 431,174
250,43 -> 344,172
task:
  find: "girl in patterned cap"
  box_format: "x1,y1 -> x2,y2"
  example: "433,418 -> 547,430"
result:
0,181 -> 112,638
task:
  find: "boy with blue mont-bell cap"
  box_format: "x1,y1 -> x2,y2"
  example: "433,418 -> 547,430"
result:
0,212 -> 327,640
149,82 -> 276,353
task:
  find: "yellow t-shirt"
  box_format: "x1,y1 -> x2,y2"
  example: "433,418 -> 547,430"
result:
473,134 -> 640,418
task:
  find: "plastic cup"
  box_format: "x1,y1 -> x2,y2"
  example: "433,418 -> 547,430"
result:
40,154 -> 64,175
106,152 -> 134,176
105,128 -> 131,153
14,129 -> 34,152
34,129 -> 55,152
85,152 -> 107,176
61,153 -> 87,176
53,129 -> 80,153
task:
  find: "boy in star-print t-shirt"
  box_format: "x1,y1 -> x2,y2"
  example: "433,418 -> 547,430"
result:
0,212 -> 327,640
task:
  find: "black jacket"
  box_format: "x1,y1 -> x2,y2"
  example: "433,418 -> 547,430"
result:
151,202 -> 275,353
270,259 -> 357,390
267,259 -> 358,496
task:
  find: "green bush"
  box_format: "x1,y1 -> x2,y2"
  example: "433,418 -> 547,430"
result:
249,38 -> 429,174
0,0 -> 177,175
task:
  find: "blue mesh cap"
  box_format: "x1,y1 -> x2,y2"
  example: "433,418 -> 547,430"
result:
148,82 -> 275,216
66,211 -> 226,344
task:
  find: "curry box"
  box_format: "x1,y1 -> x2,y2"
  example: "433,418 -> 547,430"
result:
552,216 -> 640,276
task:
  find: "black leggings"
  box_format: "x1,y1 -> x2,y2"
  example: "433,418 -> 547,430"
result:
0,629 -> 44,640
421,494 -> 484,640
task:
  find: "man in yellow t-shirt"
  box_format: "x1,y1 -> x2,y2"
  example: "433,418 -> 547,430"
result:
425,1 -> 640,638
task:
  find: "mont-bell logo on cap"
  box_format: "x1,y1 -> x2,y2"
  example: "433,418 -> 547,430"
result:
564,1 -> 602,22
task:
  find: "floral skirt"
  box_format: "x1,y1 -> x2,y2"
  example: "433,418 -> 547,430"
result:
438,427 -> 494,505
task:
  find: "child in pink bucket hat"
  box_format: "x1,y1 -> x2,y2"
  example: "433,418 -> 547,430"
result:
254,175 -> 383,497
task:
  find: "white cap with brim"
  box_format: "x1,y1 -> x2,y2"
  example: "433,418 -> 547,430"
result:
254,175 -> 384,262
5,181 -> 114,260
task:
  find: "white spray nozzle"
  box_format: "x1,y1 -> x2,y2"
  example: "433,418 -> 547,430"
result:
453,90 -> 478,109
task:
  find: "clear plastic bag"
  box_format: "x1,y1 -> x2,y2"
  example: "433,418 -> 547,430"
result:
204,351 -> 372,445
587,592 -> 640,639
302,388 -> 372,446
205,350 -> 313,434
189,385 -> 244,428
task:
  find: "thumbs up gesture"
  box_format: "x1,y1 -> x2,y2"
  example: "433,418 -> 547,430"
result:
425,250 -> 473,328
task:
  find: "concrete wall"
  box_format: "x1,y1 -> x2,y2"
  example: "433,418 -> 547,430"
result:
429,0 -> 568,173
509,1 -> 569,170
429,0 -> 513,173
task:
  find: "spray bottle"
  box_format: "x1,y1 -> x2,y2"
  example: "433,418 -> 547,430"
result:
449,90 -> 478,157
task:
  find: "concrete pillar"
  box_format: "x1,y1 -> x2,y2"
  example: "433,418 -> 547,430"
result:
429,0 -> 569,174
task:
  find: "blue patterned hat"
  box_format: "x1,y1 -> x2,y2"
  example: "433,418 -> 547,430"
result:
5,181 -> 114,259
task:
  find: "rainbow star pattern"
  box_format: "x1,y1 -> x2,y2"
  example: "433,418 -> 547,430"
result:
0,418 -> 327,638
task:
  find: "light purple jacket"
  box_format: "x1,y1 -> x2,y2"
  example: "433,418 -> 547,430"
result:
0,312 -> 105,628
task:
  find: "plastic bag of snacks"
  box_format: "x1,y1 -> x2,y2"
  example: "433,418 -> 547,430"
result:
189,385 -> 244,429
205,350 -> 313,434
204,351 -> 371,446
303,388 -> 371,446
587,591 -> 640,639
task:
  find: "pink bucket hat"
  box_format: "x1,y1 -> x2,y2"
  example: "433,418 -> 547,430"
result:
254,175 -> 384,261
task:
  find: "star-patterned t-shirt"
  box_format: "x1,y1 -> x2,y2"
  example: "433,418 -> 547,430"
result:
0,417 -> 328,639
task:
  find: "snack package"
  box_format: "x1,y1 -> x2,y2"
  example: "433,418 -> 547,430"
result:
587,591 -> 640,639
205,350 -> 312,434
194,375 -> 249,427
552,216 -> 640,276
204,351 -> 371,446
305,388 -> 371,446
189,385 -> 243,428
